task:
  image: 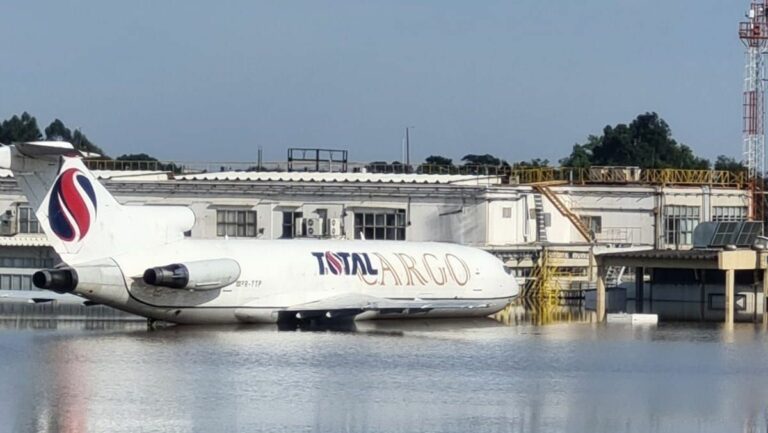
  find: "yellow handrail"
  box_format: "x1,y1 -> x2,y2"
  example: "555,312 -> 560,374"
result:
509,167 -> 747,188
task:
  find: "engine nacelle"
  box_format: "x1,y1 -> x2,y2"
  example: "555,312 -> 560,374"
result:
142,259 -> 241,291
33,268 -> 78,293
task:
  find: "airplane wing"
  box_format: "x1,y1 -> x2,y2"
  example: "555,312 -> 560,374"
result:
0,290 -> 92,305
282,293 -> 492,320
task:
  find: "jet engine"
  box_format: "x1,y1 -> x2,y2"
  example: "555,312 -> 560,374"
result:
33,268 -> 78,293
142,258 -> 241,291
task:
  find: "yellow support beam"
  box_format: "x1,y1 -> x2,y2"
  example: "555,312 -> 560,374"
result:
509,167 -> 747,188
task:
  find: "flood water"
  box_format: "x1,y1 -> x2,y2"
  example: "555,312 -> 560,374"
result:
2,305 -> 768,433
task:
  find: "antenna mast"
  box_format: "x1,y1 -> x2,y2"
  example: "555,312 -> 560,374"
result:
740,1 -> 768,222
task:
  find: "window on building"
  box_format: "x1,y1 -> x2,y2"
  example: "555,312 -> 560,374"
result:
281,211 -> 303,239
17,206 -> 42,234
216,210 -> 257,237
580,215 -> 602,234
664,205 -> 700,246
712,206 -> 748,222
0,273 -> 33,290
502,207 -> 512,219
0,257 -> 54,268
354,209 -> 406,240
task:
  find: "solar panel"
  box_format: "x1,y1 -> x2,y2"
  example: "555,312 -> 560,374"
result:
692,221 -> 764,249
711,222 -> 741,247
693,222 -> 718,248
734,221 -> 763,246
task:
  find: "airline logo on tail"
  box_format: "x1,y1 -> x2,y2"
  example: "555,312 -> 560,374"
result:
48,168 -> 97,242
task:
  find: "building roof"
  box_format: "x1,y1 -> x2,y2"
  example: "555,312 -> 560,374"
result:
0,169 -> 170,181
0,167 -> 501,185
174,171 -> 502,185
598,249 -> 721,261
597,248 -> 763,270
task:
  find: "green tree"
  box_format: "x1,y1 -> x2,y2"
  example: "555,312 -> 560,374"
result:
42,118 -> 107,156
561,112 -> 710,169
461,154 -> 502,166
714,155 -> 746,172
71,129 -> 106,157
0,112 -> 42,143
513,158 -> 550,168
560,135 -> 599,168
425,155 -> 453,166
418,155 -> 455,174
116,153 -> 180,173
44,118 -> 73,142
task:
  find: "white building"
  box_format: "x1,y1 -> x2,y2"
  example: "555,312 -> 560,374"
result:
0,167 -> 750,293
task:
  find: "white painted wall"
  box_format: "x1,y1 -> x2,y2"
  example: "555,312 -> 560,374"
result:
0,180 -> 752,251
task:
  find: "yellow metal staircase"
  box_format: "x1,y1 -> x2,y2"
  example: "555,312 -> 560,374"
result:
532,183 -> 594,242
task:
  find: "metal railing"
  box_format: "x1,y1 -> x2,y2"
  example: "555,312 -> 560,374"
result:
83,158 -> 749,188
509,167 -> 748,188
84,159 -> 368,174
596,227 -> 643,244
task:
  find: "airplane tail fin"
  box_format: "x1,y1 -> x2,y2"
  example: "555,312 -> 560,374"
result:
0,142 -> 194,264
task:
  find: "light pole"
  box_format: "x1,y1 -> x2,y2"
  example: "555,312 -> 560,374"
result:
405,126 -> 414,173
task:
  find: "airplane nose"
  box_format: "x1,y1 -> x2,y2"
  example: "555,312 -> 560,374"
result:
32,268 -> 78,293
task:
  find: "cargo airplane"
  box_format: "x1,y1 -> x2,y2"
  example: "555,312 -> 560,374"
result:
0,142 -> 518,324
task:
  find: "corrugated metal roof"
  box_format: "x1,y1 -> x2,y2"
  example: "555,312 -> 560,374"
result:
92,170 -> 171,180
175,171 -> 502,185
0,168 -> 500,185
0,169 -> 170,181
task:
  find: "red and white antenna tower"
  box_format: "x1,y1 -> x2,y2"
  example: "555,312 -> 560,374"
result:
740,1 -> 768,222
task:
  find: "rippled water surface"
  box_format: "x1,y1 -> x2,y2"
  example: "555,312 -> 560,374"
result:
2,313 -> 768,433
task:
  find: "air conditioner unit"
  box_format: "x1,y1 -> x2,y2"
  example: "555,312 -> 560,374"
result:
305,217 -> 324,237
328,218 -> 343,237
294,218 -> 305,237
0,209 -> 16,236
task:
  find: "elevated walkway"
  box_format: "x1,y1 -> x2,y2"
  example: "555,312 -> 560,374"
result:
510,167 -> 747,188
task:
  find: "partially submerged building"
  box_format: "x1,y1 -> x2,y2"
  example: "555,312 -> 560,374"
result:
0,164 -> 751,310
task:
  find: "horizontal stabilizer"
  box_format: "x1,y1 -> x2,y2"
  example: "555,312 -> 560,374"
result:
0,289 -> 87,304
15,141 -> 81,159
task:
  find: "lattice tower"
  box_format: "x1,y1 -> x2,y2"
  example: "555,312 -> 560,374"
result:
740,1 -> 768,222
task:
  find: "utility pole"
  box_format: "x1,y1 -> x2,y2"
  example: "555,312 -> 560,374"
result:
404,126 -> 414,173
405,127 -> 410,173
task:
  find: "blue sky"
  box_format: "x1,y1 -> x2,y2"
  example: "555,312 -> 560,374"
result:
0,1 -> 746,164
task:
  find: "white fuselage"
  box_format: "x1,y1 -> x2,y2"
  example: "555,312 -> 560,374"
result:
71,239 -> 518,324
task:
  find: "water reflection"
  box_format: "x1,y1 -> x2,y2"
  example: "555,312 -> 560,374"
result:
494,299 -> 595,326
5,303 -> 768,432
